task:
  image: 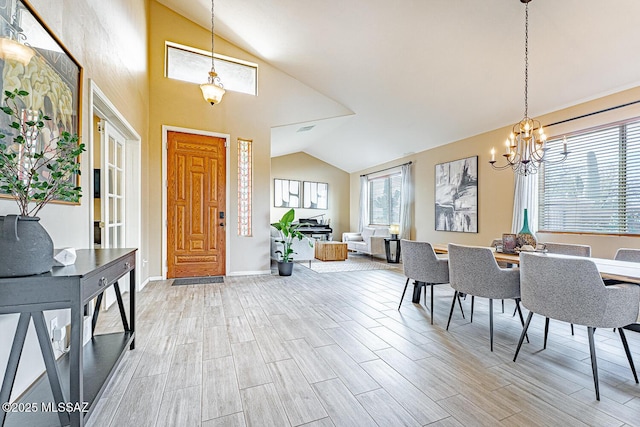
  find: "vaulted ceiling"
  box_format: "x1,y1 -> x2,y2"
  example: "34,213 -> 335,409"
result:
157,0 -> 640,172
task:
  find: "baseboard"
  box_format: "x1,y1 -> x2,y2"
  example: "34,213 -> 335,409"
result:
141,276 -> 162,290
227,270 -> 272,276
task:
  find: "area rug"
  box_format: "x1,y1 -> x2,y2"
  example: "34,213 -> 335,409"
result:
171,276 -> 224,286
300,255 -> 401,273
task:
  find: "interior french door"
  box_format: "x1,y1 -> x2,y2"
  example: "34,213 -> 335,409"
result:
100,121 -> 127,307
101,121 -> 126,249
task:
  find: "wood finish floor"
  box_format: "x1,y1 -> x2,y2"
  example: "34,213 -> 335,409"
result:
88,263 -> 640,427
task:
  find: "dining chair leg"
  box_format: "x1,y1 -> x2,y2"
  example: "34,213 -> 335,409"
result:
514,299 -> 529,343
587,326 -> 600,401
398,278 -> 410,311
470,296 -> 475,323
456,293 -> 466,319
513,311 -> 534,362
489,299 -> 494,352
544,317 -> 550,350
618,328 -> 639,383
430,284 -> 434,325
502,299 -> 504,314
446,291 -> 458,331
571,323 -> 575,335
423,282 -> 427,306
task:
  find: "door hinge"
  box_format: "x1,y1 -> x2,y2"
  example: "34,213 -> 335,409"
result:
97,122 -> 104,133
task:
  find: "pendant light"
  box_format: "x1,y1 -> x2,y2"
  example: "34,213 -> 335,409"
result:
489,0 -> 568,176
200,0 -> 225,105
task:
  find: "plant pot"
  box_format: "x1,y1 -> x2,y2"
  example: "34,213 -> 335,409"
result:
277,260 -> 294,276
0,215 -> 54,277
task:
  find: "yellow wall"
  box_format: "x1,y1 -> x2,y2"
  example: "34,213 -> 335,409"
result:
351,86 -> 640,258
148,2 -> 348,275
271,152 -> 350,239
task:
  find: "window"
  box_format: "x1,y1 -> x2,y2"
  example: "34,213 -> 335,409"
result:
369,173 -> 402,225
165,42 -> 258,96
237,139 -> 252,236
538,118 -> 640,234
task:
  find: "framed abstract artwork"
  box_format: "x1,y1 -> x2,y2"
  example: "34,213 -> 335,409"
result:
435,155 -> 478,232
303,181 -> 328,209
0,0 -> 83,203
274,179 -> 301,208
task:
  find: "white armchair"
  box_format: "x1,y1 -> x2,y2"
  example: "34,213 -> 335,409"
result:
270,226 -> 315,262
342,227 -> 390,257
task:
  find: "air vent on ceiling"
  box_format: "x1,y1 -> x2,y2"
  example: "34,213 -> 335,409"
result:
297,125 -> 315,133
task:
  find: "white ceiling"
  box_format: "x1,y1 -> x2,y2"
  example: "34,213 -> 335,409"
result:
157,0 -> 640,172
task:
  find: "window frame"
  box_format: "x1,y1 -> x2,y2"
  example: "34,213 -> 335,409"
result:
538,116 -> 640,237
367,171 -> 402,226
164,41 -> 258,96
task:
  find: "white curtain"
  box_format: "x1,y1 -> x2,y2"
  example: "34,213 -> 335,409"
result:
358,175 -> 369,232
399,163 -> 413,239
511,173 -> 538,234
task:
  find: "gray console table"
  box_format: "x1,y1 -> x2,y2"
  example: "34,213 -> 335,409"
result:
0,248 -> 137,427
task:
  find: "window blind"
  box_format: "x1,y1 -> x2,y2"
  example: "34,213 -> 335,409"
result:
538,118 -> 640,234
368,173 -> 402,225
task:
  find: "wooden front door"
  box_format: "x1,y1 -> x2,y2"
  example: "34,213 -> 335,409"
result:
167,131 -> 226,278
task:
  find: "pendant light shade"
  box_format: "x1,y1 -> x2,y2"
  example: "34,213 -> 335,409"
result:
0,37 -> 34,65
200,71 -> 225,105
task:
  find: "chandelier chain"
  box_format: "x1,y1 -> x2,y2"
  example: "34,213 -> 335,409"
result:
524,1 -> 529,119
210,0 -> 215,71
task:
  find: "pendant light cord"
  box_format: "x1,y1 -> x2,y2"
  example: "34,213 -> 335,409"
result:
210,0 -> 215,72
523,1 -> 529,119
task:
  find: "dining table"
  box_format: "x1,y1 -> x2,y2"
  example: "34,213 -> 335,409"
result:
431,243 -> 640,333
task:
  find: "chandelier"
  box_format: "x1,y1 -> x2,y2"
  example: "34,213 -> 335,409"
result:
0,7 -> 34,66
200,0 -> 225,105
490,0 -> 568,176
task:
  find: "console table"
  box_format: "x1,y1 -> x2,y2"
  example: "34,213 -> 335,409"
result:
0,248 -> 137,427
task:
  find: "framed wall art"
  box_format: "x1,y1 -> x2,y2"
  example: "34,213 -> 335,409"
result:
435,155 -> 478,233
0,0 -> 83,203
274,179 -> 301,208
303,181 -> 328,209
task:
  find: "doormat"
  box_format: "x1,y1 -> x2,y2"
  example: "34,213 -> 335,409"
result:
172,276 -> 224,286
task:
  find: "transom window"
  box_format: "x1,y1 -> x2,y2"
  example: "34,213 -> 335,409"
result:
165,42 -> 258,96
369,173 -> 402,225
538,118 -> 640,235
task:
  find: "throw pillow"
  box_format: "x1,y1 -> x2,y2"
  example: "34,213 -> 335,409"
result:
361,227 -> 375,240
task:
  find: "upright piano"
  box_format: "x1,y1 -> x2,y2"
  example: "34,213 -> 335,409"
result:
297,218 -> 333,240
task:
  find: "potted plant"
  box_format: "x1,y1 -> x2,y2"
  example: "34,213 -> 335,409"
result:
0,89 -> 85,276
271,208 -> 312,276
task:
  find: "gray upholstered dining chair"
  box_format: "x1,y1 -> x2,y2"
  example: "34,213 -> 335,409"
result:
605,248 -> 640,288
398,240 -> 463,324
543,242 -> 591,257
446,244 -> 526,351
541,242 -> 592,339
615,248 -> 640,262
514,252 -> 640,401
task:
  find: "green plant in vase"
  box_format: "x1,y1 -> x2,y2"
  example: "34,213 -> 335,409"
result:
0,89 -> 85,276
271,208 -> 312,276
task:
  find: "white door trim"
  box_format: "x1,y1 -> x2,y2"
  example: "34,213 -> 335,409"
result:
161,125 -> 231,279
88,79 -> 143,288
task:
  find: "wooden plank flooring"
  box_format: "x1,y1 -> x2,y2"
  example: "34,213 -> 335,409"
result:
88,263 -> 640,426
